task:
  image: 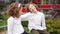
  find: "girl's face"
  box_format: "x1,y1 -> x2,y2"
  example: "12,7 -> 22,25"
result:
19,6 -> 22,16
29,4 -> 37,13
18,4 -> 22,17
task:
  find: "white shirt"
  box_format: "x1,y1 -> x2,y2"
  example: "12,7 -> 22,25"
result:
7,16 -> 24,34
21,12 -> 46,31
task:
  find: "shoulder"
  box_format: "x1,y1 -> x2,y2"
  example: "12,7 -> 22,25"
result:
7,17 -> 14,22
39,12 -> 45,16
39,12 -> 44,15
21,12 -> 30,16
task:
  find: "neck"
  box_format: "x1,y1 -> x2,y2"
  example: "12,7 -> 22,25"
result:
34,10 -> 38,13
31,10 -> 38,13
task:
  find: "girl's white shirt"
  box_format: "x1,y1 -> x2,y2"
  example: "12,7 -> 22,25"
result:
7,16 -> 24,34
21,12 -> 46,31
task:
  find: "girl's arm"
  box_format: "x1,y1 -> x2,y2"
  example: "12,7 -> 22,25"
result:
21,12 -> 30,21
7,19 -> 13,34
41,13 -> 46,29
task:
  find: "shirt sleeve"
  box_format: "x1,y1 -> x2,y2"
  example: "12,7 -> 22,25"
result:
41,13 -> 46,29
21,13 -> 30,21
7,19 -> 13,34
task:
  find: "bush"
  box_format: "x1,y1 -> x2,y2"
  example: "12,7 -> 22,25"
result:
22,21 -> 28,27
0,12 -> 7,32
46,18 -> 60,34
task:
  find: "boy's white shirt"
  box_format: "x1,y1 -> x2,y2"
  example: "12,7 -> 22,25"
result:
7,17 -> 24,34
21,12 -> 46,31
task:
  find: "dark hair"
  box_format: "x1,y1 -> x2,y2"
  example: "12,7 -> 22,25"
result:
7,3 -> 20,18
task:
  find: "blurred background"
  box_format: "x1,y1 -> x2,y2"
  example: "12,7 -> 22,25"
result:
0,0 -> 60,34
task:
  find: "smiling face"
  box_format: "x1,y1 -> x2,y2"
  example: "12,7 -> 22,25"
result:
29,4 -> 37,13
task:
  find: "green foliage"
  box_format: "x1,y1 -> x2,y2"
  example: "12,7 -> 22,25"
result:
22,21 -> 28,27
46,18 -> 60,34
0,21 -> 4,26
0,12 -> 7,32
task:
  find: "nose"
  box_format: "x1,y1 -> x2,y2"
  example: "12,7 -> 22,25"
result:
32,9 -> 34,11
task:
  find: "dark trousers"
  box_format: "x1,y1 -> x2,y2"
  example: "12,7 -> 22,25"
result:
22,31 -> 28,34
31,29 -> 50,34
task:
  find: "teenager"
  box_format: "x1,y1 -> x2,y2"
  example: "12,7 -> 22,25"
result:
21,4 -> 50,34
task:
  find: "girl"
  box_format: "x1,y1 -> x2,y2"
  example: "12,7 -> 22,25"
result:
21,4 -> 49,34
7,3 -> 24,34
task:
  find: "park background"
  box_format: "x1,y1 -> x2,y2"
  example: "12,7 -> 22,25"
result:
0,0 -> 60,34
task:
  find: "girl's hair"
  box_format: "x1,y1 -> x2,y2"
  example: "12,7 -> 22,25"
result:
25,4 -> 30,12
7,3 -> 21,18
